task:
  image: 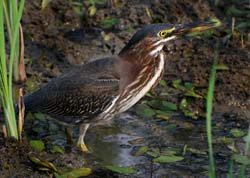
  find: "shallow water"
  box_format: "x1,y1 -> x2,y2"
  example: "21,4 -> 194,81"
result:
76,112 -> 242,177
26,104 -> 249,177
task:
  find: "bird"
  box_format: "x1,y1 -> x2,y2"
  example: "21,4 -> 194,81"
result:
23,20 -> 220,152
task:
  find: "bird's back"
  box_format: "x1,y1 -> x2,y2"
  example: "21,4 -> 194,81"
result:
24,56 -> 120,124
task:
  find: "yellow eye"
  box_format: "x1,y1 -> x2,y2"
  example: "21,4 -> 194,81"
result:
159,31 -> 167,37
158,28 -> 175,37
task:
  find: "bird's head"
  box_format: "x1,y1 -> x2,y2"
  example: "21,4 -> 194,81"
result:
119,19 -> 221,58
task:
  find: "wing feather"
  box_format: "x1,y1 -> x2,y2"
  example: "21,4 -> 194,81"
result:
24,56 -> 120,124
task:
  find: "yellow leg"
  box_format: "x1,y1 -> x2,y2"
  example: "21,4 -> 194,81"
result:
77,123 -> 90,152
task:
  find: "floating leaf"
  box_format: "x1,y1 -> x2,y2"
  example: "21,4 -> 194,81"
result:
176,120 -> 195,129
187,147 -> 207,155
165,123 -> 177,132
145,92 -> 154,98
184,82 -> 193,90
180,98 -> 198,119
50,145 -> 64,154
153,155 -> 184,163
146,151 -> 159,158
172,79 -> 183,90
232,154 -> 250,165
105,166 -> 137,174
148,99 -> 162,108
29,155 -> 58,172
136,104 -> 155,118
159,80 -> 167,86
182,144 -> 187,156
230,128 -> 245,138
213,137 -> 234,144
135,146 -> 148,156
88,5 -> 96,16
125,27 -> 136,33
227,142 -> 239,152
34,112 -> 47,121
57,168 -> 92,178
72,6 -> 82,16
100,17 -> 119,28
173,80 -> 202,98
161,101 -> 177,111
155,110 -> 171,120
185,90 -> 203,98
180,98 -> 188,108
29,140 -> 45,152
146,147 -> 160,158
162,150 -> 177,156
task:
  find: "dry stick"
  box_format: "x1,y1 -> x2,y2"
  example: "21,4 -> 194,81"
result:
19,24 -> 26,82
18,88 -> 25,140
18,25 -> 26,140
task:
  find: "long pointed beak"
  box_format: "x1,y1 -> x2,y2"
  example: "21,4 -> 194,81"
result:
173,18 -> 221,36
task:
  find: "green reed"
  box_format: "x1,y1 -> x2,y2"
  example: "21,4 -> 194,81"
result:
0,0 -> 25,139
206,50 -> 250,177
206,52 -> 218,178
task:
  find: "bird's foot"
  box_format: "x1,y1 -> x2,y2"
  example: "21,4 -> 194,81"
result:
77,142 -> 90,153
77,124 -> 90,153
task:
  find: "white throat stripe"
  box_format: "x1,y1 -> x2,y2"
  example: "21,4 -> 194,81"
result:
150,36 -> 176,56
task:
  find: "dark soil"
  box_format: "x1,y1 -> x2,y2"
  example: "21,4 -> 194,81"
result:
0,0 -> 250,177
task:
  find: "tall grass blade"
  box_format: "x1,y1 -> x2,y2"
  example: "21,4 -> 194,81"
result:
8,0 -> 20,81
228,159 -> 234,178
0,0 -> 25,139
2,1 -> 12,42
239,126 -> 250,177
0,0 -> 11,136
206,51 -> 218,178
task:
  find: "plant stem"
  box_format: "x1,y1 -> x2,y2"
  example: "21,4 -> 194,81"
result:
206,51 -> 218,178
0,0 -> 25,139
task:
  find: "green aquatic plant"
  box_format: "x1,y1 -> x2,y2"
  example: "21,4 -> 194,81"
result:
206,52 -> 218,178
0,0 -> 25,139
206,49 -> 250,177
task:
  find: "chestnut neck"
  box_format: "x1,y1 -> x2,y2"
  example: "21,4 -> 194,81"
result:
117,38 -> 164,89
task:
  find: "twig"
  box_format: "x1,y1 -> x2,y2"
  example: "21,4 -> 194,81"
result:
18,87 -> 25,140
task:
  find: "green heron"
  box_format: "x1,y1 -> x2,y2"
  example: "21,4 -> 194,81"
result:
24,20 -> 220,152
